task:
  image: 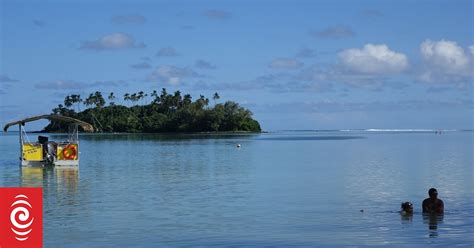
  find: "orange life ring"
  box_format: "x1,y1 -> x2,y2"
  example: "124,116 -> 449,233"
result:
62,145 -> 77,160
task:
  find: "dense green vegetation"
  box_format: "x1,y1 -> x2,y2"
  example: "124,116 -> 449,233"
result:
44,89 -> 261,133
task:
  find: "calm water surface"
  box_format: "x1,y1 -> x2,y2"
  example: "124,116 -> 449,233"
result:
1,131 -> 473,247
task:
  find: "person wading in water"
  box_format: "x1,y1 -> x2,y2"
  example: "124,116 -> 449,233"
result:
422,188 -> 444,214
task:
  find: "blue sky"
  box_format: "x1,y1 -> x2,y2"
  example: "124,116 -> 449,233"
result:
1,0 -> 473,131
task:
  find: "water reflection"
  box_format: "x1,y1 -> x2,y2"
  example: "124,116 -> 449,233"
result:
21,167 -> 79,193
54,167 -> 79,194
400,213 -> 413,224
423,213 -> 444,237
21,167 -> 45,187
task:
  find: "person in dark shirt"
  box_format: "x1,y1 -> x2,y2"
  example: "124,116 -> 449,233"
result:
422,188 -> 444,214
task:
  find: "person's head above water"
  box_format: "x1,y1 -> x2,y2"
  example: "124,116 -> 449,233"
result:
428,188 -> 438,199
401,202 -> 413,214
423,188 -> 444,214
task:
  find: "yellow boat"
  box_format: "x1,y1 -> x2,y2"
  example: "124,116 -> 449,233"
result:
3,115 -> 94,167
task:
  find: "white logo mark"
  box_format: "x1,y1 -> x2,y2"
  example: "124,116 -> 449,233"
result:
10,194 -> 35,241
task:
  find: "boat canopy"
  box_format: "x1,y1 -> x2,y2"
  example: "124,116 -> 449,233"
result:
3,114 -> 94,132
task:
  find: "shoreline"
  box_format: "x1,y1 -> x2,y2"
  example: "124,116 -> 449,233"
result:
28,130 -> 266,135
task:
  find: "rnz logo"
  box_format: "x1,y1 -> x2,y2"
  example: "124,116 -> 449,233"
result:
0,187 -> 42,248
10,195 -> 35,241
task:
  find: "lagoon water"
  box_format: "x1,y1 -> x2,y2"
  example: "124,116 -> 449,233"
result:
1,131 -> 473,247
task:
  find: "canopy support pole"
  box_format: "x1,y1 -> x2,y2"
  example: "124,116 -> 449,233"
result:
19,124 -> 22,164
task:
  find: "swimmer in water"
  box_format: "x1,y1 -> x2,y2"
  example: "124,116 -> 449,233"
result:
400,202 -> 413,215
422,188 -> 444,214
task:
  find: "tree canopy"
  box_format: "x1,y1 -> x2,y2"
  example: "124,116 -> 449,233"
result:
44,89 -> 261,133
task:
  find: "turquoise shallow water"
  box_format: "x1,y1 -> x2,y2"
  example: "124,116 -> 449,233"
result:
1,131 -> 473,247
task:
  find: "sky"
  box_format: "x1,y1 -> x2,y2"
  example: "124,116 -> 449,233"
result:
0,0 -> 473,131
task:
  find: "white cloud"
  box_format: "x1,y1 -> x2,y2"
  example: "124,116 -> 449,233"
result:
147,65 -> 201,85
79,33 -> 145,51
418,39 -> 473,84
338,44 -> 409,74
421,40 -> 469,73
269,58 -> 303,69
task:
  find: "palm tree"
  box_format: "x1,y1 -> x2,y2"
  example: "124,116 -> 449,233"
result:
150,90 -> 158,104
138,91 -> 147,105
130,93 -> 138,105
213,92 -> 220,105
85,93 -> 94,108
124,93 -> 130,106
196,95 -> 207,108
173,90 -> 182,108
71,94 -> 82,112
183,94 -> 192,106
160,88 -> 170,109
108,92 -> 116,106
108,92 -> 116,127
93,91 -> 105,108
64,95 -> 73,108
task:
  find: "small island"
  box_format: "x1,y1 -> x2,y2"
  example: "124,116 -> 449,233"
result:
44,89 -> 261,133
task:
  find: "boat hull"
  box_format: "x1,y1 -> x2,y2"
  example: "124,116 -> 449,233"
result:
21,159 -> 79,167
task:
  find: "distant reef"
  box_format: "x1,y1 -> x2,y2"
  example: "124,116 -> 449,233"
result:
44,89 -> 261,133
